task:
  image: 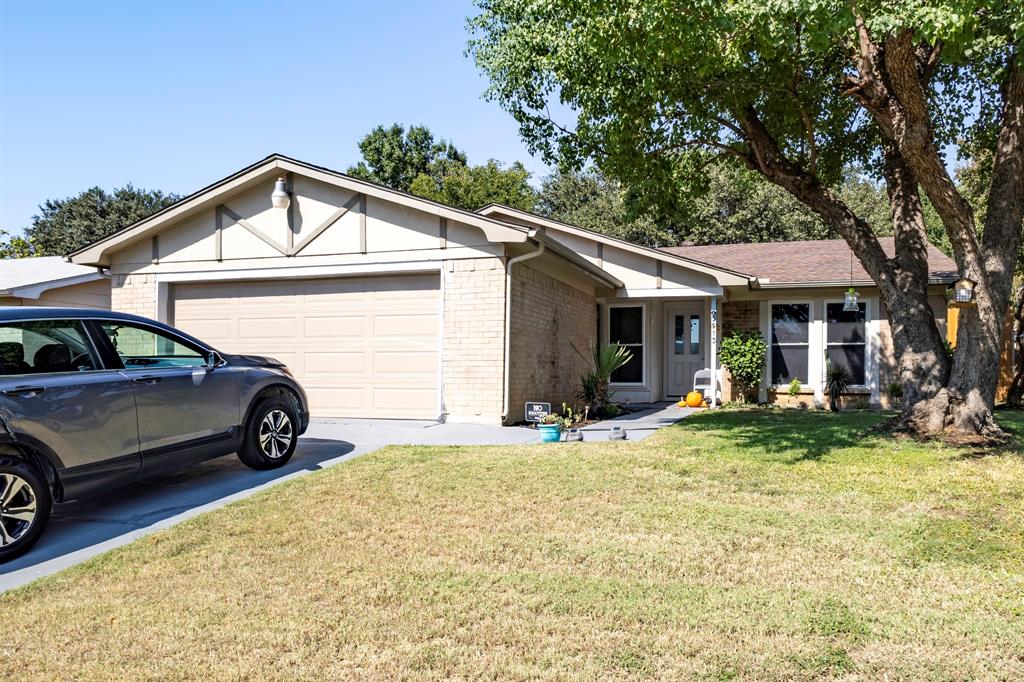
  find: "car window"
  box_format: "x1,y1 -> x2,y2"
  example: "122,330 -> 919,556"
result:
99,322 -> 206,369
0,320 -> 98,375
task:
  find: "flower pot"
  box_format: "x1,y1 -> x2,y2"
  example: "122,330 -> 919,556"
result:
537,424 -> 561,443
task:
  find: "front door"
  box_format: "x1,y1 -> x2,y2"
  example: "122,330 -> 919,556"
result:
665,304 -> 705,396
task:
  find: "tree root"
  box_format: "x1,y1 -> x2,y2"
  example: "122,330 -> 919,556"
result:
880,389 -> 1010,446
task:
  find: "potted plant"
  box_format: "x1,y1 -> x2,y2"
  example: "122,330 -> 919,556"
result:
537,413 -> 563,443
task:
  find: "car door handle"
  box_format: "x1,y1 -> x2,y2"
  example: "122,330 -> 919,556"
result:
131,376 -> 162,385
2,386 -> 45,397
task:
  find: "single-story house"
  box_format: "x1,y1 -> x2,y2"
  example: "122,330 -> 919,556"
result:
69,154 -> 958,423
0,256 -> 110,309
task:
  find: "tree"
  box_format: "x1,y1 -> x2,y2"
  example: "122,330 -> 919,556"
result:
27,186 -> 180,256
536,168 -> 673,245
0,230 -> 35,259
347,123 -> 467,192
409,159 -> 536,211
471,0 -> 1023,441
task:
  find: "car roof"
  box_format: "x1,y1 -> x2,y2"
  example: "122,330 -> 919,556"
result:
0,307 -> 214,351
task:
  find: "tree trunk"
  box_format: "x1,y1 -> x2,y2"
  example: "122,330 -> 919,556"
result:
1005,284 -> 1024,406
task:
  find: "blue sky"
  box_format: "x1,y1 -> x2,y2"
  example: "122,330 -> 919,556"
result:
0,0 -> 548,233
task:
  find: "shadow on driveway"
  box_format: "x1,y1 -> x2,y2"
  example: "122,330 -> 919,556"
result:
1,437 -> 353,583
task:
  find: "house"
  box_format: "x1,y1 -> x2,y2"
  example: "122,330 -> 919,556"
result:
69,154 -> 957,423
0,256 -> 110,309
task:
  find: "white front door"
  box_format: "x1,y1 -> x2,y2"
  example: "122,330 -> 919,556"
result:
665,304 -> 705,396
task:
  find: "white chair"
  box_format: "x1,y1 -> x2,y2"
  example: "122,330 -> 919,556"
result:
693,369 -> 722,404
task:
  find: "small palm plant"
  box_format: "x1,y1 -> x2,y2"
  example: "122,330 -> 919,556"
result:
572,342 -> 633,416
824,357 -> 853,412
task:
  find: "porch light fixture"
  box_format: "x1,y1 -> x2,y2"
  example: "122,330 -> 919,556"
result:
951,276 -> 977,308
270,177 -> 291,210
843,249 -> 860,311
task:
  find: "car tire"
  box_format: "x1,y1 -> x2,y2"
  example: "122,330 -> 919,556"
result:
0,457 -> 52,563
237,398 -> 299,470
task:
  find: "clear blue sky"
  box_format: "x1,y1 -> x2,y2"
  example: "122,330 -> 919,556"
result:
0,0 -> 549,233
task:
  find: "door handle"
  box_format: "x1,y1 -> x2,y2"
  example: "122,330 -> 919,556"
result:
2,386 -> 45,397
131,376 -> 162,385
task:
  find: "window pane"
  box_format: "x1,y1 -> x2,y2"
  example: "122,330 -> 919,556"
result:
609,307 -> 643,345
0,320 -> 96,375
100,323 -> 204,369
611,347 -> 643,383
771,344 -> 808,384
771,304 -> 809,344
827,345 -> 866,384
674,316 -> 685,354
689,315 -> 701,356
827,303 -> 866,344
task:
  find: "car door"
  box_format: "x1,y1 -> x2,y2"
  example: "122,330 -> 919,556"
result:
0,318 -> 141,499
93,320 -> 241,476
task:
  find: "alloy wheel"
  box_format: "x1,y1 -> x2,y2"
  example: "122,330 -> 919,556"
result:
258,409 -> 294,459
0,472 -> 37,547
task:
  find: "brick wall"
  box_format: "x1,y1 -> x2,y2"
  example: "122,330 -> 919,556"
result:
442,257 -> 506,424
110,273 -> 155,318
719,300 -> 760,402
507,263 -> 596,423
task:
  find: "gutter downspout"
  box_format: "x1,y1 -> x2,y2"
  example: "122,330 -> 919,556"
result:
502,235 -> 545,423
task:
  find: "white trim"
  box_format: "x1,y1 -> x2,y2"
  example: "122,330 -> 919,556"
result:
153,261 -> 442,284
606,301 -> 647,388
710,296 -> 718,409
612,286 -> 723,298
4,271 -> 106,300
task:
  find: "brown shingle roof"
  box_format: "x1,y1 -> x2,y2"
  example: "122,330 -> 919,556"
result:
661,238 -> 958,285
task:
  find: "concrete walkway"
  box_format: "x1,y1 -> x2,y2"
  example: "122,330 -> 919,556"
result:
1,407 -> 690,592
579,402 -> 698,440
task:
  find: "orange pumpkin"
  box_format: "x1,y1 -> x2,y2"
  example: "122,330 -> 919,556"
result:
685,391 -> 705,408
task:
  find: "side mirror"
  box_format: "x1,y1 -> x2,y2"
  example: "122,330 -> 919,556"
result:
205,351 -> 224,369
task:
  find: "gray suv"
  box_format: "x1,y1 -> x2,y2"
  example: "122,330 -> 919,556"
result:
0,308 -> 310,562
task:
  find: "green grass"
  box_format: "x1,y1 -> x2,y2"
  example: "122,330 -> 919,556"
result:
2,409 -> 1023,680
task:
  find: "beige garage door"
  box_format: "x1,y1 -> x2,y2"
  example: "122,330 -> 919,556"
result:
172,274 -> 440,419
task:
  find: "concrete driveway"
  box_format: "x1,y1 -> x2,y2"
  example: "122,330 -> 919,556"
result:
0,419 -> 538,592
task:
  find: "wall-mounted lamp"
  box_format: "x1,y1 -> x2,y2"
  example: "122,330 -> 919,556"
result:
271,177 -> 291,210
951,276 -> 977,308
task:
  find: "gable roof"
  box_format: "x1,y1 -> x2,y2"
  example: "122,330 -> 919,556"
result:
0,256 -> 105,298
476,203 -> 755,287
69,154 -> 533,266
662,238 -> 958,287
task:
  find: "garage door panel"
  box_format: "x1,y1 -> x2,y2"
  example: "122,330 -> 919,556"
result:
172,275 -> 439,419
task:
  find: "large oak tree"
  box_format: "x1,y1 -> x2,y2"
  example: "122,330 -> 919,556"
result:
471,0 -> 1023,440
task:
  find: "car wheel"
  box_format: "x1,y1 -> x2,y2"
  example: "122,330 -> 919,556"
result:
0,457 -> 52,563
237,398 -> 298,470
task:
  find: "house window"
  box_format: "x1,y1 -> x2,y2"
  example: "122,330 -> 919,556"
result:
826,302 -> 866,384
770,303 -> 809,384
609,306 -> 643,383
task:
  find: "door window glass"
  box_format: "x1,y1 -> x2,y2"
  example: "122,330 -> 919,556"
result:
0,320 -> 97,375
689,314 -> 701,356
99,322 -> 205,369
674,316 -> 686,355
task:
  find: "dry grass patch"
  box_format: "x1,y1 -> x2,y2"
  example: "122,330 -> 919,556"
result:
2,409 -> 1023,680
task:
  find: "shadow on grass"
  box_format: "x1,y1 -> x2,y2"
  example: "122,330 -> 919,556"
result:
681,409 -> 886,463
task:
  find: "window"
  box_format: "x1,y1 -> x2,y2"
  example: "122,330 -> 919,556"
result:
609,306 -> 643,383
689,314 -> 701,356
770,303 -> 809,384
826,302 -> 866,384
0,320 -> 97,375
99,322 -> 206,369
673,314 -> 701,356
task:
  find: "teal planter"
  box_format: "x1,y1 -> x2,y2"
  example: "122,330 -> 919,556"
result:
537,424 -> 561,443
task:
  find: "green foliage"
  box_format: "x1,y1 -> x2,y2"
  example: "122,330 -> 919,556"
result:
26,185 -> 180,256
536,168 -> 673,246
349,122 -> 536,210
0,230 -> 35,259
719,332 -> 768,403
572,341 -> 632,413
347,123 -> 466,192
825,359 -> 854,412
409,159 -> 536,211
788,378 -> 803,397
888,381 -> 905,400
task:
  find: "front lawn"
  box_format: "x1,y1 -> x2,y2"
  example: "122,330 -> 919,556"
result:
3,410 -> 1023,680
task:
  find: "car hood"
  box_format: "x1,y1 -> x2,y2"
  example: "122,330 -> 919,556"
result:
225,353 -> 289,370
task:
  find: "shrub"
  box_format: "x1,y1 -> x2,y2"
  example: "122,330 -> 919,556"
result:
787,378 -> 802,397
825,358 -> 853,411
719,332 -> 768,403
572,342 -> 632,413
887,382 -> 904,399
